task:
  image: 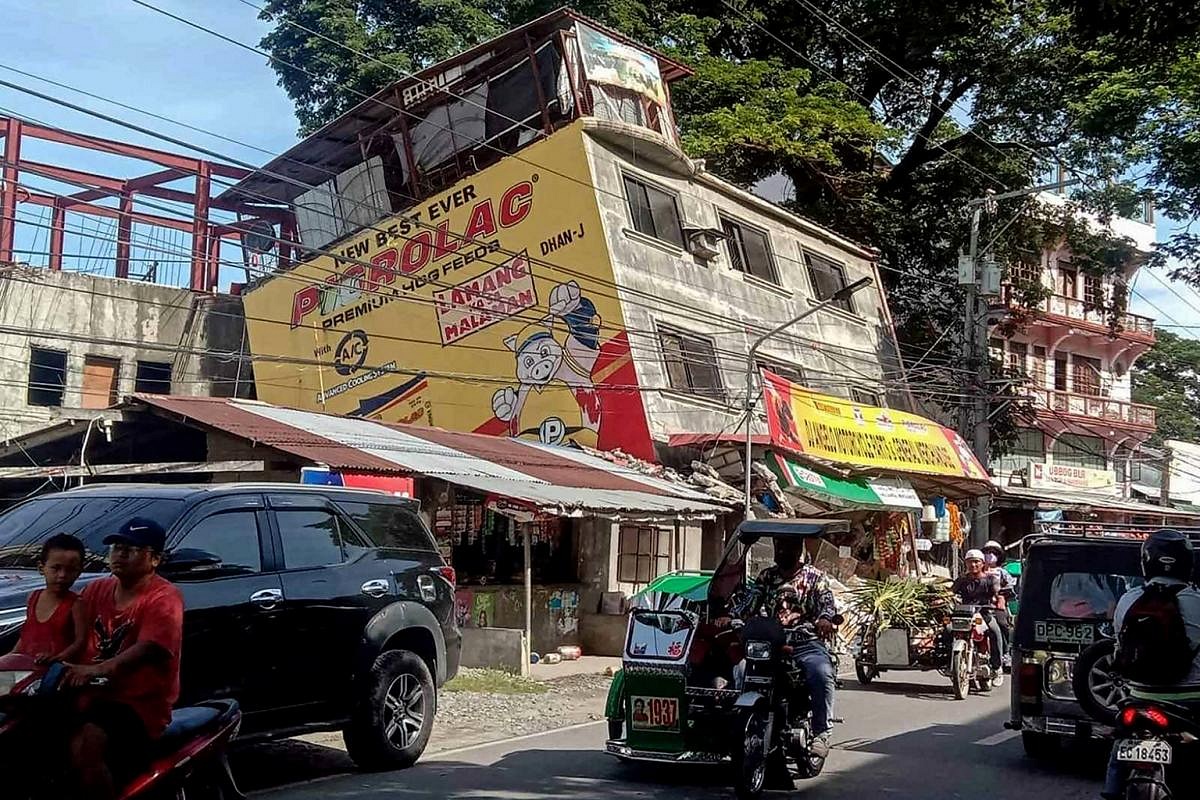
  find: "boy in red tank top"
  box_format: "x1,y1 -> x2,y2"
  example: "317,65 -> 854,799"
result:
15,533 -> 87,663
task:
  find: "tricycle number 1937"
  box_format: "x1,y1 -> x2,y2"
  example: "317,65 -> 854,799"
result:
630,696 -> 679,731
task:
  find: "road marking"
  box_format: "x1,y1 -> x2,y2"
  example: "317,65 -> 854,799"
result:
974,730 -> 1020,746
431,720 -> 607,759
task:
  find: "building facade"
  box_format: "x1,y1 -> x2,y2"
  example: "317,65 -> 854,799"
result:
235,10 -> 904,470
0,265 -> 251,439
989,193 -> 1159,509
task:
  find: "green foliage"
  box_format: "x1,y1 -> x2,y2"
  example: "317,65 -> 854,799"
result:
258,0 -> 1200,431
1132,330 -> 1200,446
847,576 -> 954,634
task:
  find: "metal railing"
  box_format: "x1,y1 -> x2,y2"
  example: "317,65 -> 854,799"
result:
1022,387 -> 1156,428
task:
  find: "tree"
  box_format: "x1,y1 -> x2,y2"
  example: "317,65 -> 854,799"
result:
1132,331 -> 1200,446
257,0 -> 1200,442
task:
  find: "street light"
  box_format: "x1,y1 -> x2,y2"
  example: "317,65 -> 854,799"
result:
743,276 -> 874,519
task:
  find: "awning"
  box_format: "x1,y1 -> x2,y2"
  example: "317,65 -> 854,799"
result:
996,485 -> 1200,518
135,396 -> 729,520
766,451 -> 922,512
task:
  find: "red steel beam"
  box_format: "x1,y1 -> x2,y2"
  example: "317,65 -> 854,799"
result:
4,117 -> 203,173
21,191 -> 196,233
115,188 -> 133,279
190,162 -> 211,291
69,167 -> 191,203
0,117 -> 22,263
22,160 -> 126,193
49,199 -> 65,271
207,223 -> 222,292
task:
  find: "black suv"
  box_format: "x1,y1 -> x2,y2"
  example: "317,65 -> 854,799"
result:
0,484 -> 461,769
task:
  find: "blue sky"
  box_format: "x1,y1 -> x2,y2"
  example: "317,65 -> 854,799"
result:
0,0 -> 1196,335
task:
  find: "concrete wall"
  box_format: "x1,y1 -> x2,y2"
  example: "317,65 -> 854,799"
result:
582,123 -> 904,445
0,266 -> 252,437
460,627 -> 530,675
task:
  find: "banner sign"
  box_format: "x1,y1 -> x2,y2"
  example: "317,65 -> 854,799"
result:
577,23 -> 668,106
243,123 -> 654,461
770,452 -> 923,510
762,371 -> 990,481
1029,462 -> 1116,491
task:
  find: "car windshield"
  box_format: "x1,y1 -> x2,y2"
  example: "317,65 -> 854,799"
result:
0,495 -> 185,571
1049,572 -> 1144,619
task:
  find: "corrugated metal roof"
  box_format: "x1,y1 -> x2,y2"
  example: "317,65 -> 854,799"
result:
137,396 -> 726,519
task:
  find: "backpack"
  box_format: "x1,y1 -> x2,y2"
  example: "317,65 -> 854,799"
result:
1115,583 -> 1199,685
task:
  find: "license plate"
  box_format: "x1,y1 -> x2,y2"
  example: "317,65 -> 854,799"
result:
1116,739 -> 1172,765
1035,620 -> 1094,645
630,696 -> 679,731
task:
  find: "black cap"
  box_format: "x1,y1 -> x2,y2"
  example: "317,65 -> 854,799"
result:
103,517 -> 167,552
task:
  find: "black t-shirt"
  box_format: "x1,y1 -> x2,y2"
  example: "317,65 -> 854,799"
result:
953,573 -> 1000,605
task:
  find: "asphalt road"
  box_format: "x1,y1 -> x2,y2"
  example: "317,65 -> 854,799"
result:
249,673 -> 1106,799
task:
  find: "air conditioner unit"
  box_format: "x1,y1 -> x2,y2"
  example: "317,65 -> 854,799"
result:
683,226 -> 726,261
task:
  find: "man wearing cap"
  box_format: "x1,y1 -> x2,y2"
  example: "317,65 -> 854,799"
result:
62,517 -> 184,800
951,549 -> 1005,676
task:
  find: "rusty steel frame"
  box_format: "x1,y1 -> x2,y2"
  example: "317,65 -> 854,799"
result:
0,115 -> 295,292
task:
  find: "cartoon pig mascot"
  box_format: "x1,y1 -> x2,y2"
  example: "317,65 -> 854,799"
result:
491,281 -> 602,446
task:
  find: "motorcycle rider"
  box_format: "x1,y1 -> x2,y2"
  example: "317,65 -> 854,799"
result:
1101,530 -> 1200,800
63,517 -> 185,800
732,537 -> 838,759
981,540 -> 1014,668
951,549 -> 1004,677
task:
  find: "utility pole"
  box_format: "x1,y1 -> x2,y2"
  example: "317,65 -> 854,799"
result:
959,203 -> 992,548
959,178 -> 1083,547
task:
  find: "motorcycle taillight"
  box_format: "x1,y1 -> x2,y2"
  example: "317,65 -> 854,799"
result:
1143,707 -> 1170,730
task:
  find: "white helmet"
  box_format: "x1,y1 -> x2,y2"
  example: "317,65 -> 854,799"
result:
965,549 -> 985,563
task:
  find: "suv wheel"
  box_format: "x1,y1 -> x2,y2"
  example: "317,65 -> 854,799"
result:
1021,731 -> 1060,760
344,649 -> 437,770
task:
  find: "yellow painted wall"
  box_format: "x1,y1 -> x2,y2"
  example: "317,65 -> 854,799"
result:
243,123 -> 653,457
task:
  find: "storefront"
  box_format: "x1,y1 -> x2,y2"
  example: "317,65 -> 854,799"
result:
0,395 -> 731,664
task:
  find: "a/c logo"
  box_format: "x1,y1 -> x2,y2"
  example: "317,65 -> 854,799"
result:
333,330 -> 369,376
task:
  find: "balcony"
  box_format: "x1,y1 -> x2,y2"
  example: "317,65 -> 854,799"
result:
1023,387 -> 1156,430
1003,289 -> 1156,342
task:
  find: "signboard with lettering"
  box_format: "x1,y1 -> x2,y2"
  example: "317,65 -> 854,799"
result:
762,371 -> 990,481
1029,462 -> 1116,491
243,123 -> 655,460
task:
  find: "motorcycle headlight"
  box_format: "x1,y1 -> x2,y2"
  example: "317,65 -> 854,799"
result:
745,640 -> 772,661
1044,657 -> 1075,701
0,670 -> 33,695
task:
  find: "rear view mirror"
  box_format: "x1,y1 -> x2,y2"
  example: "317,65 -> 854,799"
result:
161,548 -> 222,574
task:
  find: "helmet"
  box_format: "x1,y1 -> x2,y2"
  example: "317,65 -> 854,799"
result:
982,540 -> 1004,556
1142,530 -> 1195,581
965,549 -> 985,563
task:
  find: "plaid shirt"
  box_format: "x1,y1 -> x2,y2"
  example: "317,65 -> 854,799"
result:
754,564 -> 836,625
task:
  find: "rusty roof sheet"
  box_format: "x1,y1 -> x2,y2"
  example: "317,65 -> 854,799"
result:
137,396 -> 725,519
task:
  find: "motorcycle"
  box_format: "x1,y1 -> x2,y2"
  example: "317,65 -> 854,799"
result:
948,604 -> 999,700
733,610 -> 842,800
0,653 -> 245,799
1073,640 -> 1200,800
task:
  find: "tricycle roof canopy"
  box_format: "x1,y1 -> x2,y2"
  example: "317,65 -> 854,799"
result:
735,518 -> 850,543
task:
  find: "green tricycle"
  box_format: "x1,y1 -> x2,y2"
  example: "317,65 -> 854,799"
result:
604,519 -> 848,797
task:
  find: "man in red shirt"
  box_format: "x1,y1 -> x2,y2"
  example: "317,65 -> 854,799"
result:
63,517 -> 184,800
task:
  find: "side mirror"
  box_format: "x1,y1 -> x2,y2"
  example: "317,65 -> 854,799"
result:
161,548 -> 222,575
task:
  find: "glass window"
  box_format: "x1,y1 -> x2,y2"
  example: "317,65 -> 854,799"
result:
721,217 -> 778,284
28,347 -> 67,407
1006,341 -> 1028,377
0,496 -> 184,571
135,361 -> 172,394
335,500 -> 435,551
1058,263 -> 1078,298
658,326 -> 724,400
1050,573 -> 1142,619
276,509 -> 346,570
1084,274 -> 1104,309
805,252 -> 855,313
1054,356 -> 1069,391
174,511 -> 262,578
1073,355 -> 1102,396
757,359 -> 803,386
851,387 -> 880,405
995,427 -> 1045,473
1052,433 -> 1107,470
623,175 -> 684,247
1032,346 -> 1047,388
617,525 -> 670,584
